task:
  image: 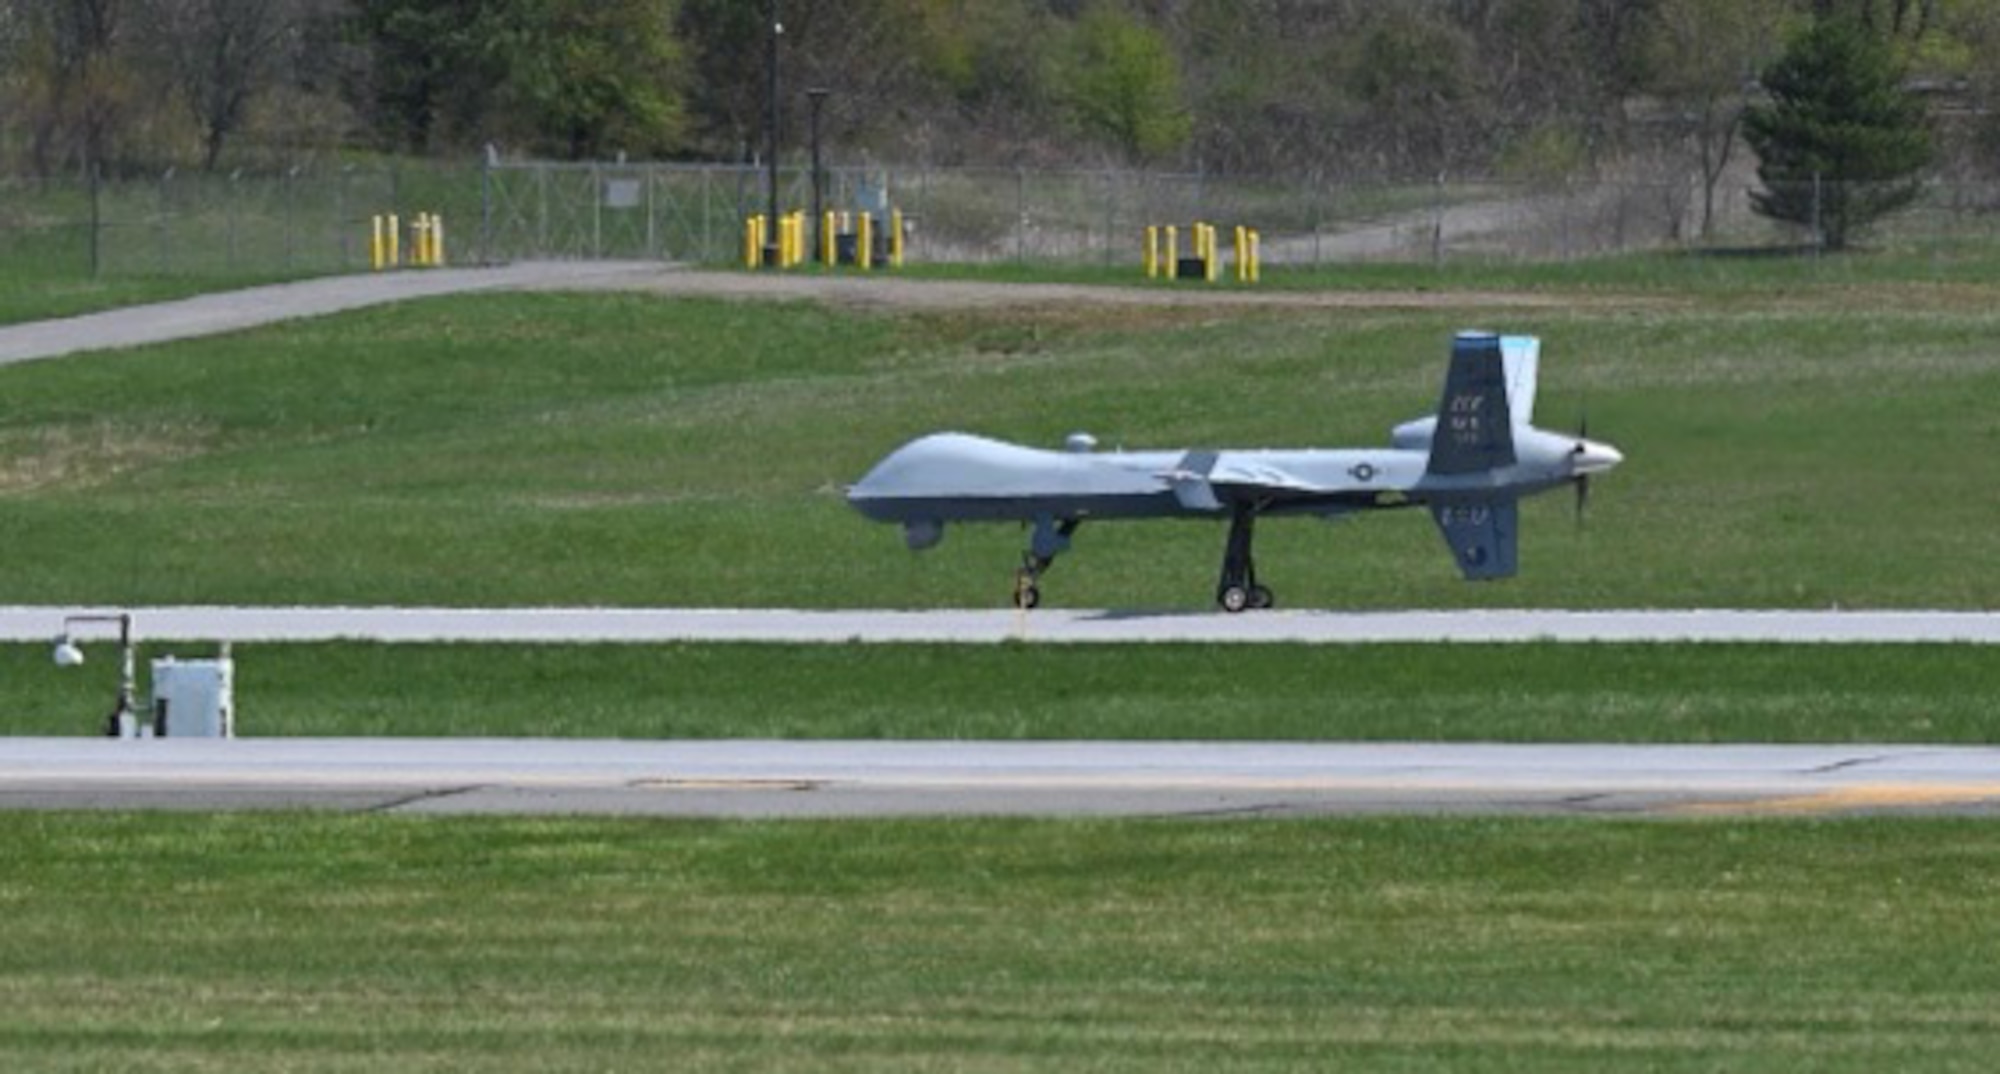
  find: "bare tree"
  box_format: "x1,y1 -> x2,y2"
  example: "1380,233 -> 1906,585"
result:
1644,0 -> 1787,240
15,0 -> 129,177
141,0 -> 307,171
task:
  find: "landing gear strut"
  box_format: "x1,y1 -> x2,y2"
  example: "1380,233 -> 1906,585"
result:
1012,516 -> 1081,610
1216,505 -> 1274,614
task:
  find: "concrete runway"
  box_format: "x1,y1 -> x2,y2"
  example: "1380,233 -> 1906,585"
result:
6,606 -> 1999,644
6,738 -> 2000,818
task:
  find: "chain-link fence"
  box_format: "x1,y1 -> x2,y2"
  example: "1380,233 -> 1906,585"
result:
9,160 -> 2000,279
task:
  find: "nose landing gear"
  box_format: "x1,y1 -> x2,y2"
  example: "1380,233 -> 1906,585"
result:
1011,516 -> 1080,610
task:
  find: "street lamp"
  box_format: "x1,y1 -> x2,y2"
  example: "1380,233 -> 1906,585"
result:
51,613 -> 138,737
807,87 -> 830,263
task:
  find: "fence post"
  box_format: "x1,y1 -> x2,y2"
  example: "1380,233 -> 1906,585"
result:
156,168 -> 174,274
88,162 -> 102,279
481,146 -> 495,265
283,165 -> 297,271
1811,171 -> 1823,259
227,170 -> 241,271
645,165 -> 657,259
1431,171 -> 1445,269
1016,167 -> 1027,264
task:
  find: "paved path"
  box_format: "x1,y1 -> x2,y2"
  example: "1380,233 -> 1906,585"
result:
5,738 -> 1998,817
0,262 -> 1647,369
0,262 -> 669,367
5,606 -> 1997,645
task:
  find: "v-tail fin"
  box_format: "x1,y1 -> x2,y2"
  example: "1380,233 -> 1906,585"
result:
1431,499 -> 1519,580
1426,332 -> 1518,475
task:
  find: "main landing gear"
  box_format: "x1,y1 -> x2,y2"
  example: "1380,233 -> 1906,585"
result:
1215,504 -> 1274,614
1012,516 -> 1080,610
1003,510 -> 1275,614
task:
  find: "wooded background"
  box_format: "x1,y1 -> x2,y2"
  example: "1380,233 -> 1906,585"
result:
3,0 -> 1996,183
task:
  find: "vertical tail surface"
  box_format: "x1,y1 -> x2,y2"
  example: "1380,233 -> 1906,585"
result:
1426,332 -> 1518,475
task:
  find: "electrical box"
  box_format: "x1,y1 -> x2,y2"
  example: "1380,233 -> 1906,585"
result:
150,656 -> 234,738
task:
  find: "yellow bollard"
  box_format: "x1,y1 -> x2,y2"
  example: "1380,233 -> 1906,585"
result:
387,214 -> 401,268
889,208 -> 904,268
858,212 -> 874,270
1203,223 -> 1218,283
431,213 -> 447,267
822,211 -> 836,266
1248,229 -> 1260,283
1165,226 -> 1178,279
1234,225 -> 1247,283
369,215 -> 385,271
1143,225 -> 1158,278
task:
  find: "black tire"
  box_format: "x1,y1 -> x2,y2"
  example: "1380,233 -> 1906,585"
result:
1249,585 -> 1274,610
1013,583 -> 1041,610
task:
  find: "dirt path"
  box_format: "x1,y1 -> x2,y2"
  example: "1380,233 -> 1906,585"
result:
555,265 -> 1615,313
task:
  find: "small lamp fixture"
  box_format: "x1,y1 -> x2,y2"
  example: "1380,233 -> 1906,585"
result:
51,613 -> 137,737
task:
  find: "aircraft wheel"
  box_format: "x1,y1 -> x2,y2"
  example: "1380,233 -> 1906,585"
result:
1013,571 -> 1041,610
1249,585 -> 1274,610
1218,585 -> 1251,614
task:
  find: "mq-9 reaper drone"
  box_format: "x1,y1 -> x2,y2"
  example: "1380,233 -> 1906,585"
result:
848,331 -> 1623,612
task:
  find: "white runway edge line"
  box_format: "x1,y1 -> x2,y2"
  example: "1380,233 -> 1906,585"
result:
4,607 -> 1999,644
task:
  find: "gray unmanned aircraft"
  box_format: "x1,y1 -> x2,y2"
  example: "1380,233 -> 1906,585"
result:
847,331 -> 1623,612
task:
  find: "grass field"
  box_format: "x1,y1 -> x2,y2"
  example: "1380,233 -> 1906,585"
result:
6,256 -> 2000,1073
6,640 -> 1997,742
3,281 -> 1998,610
5,813 -> 2000,1072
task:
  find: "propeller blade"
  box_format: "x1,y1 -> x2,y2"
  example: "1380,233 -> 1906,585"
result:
1573,474 -> 1590,531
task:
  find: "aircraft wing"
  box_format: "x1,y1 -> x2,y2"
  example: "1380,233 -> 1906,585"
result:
1204,459 -> 1329,497
1431,499 -> 1519,580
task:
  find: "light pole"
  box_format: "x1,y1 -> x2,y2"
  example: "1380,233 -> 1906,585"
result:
52,613 -> 138,737
807,87 -> 830,263
764,0 -> 783,267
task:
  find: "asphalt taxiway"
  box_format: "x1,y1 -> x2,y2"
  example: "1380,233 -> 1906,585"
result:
5,739 -> 1999,818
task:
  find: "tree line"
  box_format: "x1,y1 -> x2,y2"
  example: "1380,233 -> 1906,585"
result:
1,0 -> 1991,187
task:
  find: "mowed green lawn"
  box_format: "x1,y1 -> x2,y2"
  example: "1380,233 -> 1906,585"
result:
6,640 -> 1997,742
5,813 -> 2000,1073
2,283 -> 1998,609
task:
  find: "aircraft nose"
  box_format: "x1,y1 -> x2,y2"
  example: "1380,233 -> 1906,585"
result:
1572,439 -> 1624,476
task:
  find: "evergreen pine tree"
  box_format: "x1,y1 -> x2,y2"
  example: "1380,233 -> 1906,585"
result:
1742,18 -> 1931,251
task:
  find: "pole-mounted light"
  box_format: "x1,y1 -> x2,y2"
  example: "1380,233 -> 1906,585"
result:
52,613 -> 137,737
